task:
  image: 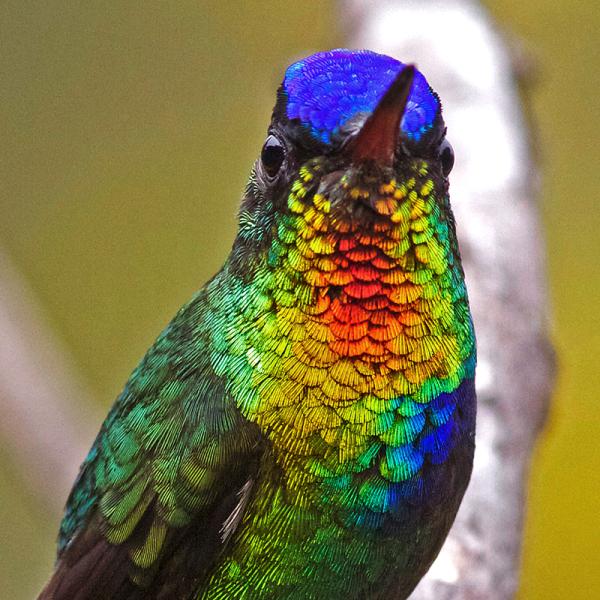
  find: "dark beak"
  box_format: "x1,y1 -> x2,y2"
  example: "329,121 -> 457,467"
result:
351,65 -> 415,167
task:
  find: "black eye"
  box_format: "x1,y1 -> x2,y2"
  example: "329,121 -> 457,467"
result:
439,139 -> 454,177
261,134 -> 285,179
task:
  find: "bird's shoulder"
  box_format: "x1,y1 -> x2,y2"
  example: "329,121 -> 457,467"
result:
44,286 -> 265,599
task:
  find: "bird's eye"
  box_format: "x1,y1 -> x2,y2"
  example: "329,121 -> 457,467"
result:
261,135 -> 286,179
438,139 -> 454,177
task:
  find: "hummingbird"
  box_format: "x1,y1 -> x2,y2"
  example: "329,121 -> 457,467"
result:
40,49 -> 476,599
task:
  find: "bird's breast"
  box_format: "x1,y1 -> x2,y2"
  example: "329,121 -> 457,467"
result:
208,158 -> 475,512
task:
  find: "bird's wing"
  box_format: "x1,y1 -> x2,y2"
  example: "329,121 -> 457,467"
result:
39,293 -> 265,600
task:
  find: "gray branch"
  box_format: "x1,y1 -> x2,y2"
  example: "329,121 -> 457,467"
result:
0,251 -> 98,514
342,1 -> 554,598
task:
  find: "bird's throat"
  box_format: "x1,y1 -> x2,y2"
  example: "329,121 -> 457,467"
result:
215,159 -> 475,453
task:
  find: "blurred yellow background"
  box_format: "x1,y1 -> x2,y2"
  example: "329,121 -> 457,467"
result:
1,2 -> 599,598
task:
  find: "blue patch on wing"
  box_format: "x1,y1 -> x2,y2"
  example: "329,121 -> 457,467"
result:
284,49 -> 439,144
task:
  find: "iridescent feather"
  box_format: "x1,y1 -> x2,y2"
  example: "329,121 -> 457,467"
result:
40,49 -> 476,600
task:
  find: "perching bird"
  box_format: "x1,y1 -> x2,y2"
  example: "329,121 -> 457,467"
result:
40,49 -> 476,600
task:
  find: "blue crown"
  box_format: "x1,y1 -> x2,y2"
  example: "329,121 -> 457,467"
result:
284,49 -> 440,145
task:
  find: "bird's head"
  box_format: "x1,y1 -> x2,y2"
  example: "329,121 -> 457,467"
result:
233,49 -> 456,279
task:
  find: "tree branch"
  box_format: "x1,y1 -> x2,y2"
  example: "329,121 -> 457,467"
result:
0,251 -> 98,514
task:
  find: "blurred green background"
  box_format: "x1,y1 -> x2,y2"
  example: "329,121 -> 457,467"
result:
1,2 -> 599,598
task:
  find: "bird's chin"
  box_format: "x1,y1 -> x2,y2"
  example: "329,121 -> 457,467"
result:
330,198 -> 395,227
326,180 -> 406,228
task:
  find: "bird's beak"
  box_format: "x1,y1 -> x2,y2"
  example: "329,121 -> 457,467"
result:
351,65 -> 415,167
